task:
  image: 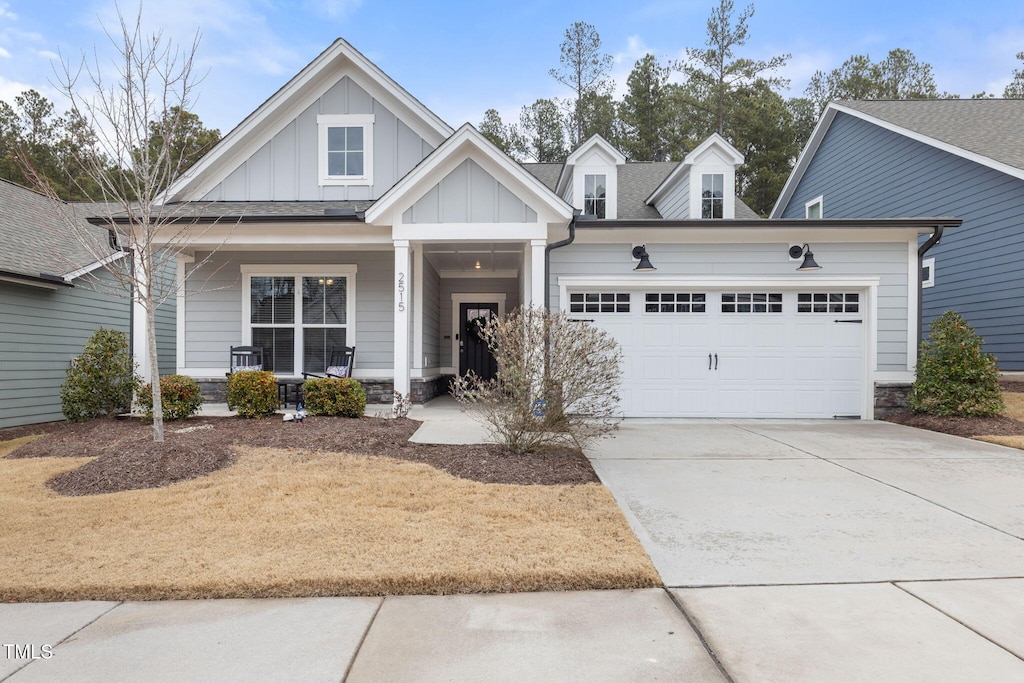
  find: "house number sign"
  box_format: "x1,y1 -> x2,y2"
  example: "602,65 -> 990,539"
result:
397,272 -> 406,312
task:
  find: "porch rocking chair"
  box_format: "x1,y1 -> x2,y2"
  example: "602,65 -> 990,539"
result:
302,346 -> 356,380
226,346 -> 264,377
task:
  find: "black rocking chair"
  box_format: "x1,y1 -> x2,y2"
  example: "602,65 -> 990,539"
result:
302,346 -> 356,380
227,346 -> 264,377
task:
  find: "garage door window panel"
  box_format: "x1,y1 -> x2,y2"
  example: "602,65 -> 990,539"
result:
797,292 -> 859,314
721,292 -> 782,314
645,292 -> 706,313
569,292 -> 630,313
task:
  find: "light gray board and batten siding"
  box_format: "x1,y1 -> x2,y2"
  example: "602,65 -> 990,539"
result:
201,76 -> 434,202
548,241 -> 911,372
182,250 -> 394,371
778,111 -> 1024,368
402,159 -> 538,224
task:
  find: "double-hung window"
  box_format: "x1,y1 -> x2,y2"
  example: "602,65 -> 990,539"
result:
317,114 -> 374,185
243,266 -> 357,375
584,174 -> 607,218
701,173 -> 724,218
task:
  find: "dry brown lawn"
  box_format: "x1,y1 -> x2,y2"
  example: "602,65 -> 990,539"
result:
0,437 -> 660,602
1001,392 -> 1024,421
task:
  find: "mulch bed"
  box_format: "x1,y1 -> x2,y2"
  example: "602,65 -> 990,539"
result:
882,411 -> 1024,438
3,416 -> 599,496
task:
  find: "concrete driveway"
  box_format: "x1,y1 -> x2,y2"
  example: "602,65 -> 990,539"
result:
587,419 -> 1024,678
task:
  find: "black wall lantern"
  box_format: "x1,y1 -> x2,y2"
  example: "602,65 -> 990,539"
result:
789,244 -> 822,271
632,245 -> 656,271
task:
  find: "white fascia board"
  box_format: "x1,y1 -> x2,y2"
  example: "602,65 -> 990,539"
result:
569,226 -> 923,245
62,251 -> 127,281
557,275 -> 880,289
393,223 -> 548,241
684,133 -> 744,166
162,38 -> 453,204
365,124 -> 573,226
149,223 -> 393,248
770,106 -> 838,218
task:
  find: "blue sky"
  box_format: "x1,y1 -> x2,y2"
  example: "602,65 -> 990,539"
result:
1,0 -> 1022,136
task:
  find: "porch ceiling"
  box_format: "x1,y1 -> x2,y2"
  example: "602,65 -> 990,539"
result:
423,242 -> 523,275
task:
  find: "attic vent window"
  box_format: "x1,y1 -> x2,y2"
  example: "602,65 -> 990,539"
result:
317,114 -> 374,186
584,174 -> 606,219
701,173 -> 724,219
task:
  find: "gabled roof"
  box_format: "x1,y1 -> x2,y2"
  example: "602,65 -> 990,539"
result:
365,124 -> 574,225
645,133 -> 744,206
771,99 -> 1024,218
161,38 -> 454,204
556,134 -> 627,195
0,179 -> 121,288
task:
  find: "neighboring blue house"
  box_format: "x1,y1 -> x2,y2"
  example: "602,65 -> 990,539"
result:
772,100 -> 1024,369
0,179 -> 175,429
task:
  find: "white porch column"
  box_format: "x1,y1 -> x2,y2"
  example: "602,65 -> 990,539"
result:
132,251 -> 152,383
393,240 -> 411,398
530,239 -> 547,309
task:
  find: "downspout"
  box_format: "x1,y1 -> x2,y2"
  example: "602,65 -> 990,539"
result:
543,212 -> 578,310
916,224 -> 944,348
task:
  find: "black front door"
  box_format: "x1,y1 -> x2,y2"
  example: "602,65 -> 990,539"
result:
459,302 -> 498,381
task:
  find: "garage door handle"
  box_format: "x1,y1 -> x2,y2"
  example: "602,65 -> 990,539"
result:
708,353 -> 713,370
714,353 -> 718,370
835,320 -> 863,323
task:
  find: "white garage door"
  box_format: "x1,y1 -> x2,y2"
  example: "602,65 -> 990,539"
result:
569,289 -> 864,418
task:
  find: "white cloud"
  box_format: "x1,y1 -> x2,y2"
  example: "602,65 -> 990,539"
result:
0,45 -> 8,58
0,2 -> 16,21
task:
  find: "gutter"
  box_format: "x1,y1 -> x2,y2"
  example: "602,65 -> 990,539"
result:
0,270 -> 73,289
543,213 -> 579,310
916,224 -> 945,347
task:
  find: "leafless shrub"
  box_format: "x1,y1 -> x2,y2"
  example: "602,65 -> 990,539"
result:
451,307 -> 623,454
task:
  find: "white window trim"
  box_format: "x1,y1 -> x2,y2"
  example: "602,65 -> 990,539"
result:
317,114 -> 374,186
700,173 -> 725,219
583,173 -> 607,218
241,265 -> 358,376
922,257 -> 935,288
805,195 -> 824,219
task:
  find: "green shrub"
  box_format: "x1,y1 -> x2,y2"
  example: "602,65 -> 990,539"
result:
138,374 -> 204,420
226,370 -> 279,418
910,311 -> 1004,417
302,378 -> 366,417
61,328 -> 141,422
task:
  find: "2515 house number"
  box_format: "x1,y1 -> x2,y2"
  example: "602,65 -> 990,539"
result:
397,272 -> 406,311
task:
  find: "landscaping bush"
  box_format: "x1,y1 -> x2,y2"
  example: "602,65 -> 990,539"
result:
910,311 -> 1004,417
302,378 -> 367,417
137,374 -> 204,420
451,306 -> 623,454
61,328 -> 141,422
226,370 -> 279,418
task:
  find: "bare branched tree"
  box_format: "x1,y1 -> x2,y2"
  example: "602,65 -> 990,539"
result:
22,5 -> 230,442
452,307 -> 622,454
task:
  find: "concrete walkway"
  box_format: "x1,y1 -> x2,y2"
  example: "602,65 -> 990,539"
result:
5,415 -> 1024,681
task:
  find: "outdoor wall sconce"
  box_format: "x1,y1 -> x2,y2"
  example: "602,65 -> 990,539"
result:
789,244 -> 822,271
632,245 -> 656,271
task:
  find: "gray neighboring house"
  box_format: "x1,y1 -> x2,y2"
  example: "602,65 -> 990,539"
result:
0,179 -> 175,429
142,38 -> 956,420
772,99 -> 1024,369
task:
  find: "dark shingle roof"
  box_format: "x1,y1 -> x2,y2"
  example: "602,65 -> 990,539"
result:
0,180 -> 117,282
838,99 -> 1024,172
521,163 -> 562,191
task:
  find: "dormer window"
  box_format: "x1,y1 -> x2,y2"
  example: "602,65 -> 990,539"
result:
701,173 -> 724,219
584,174 -> 607,218
317,114 -> 374,185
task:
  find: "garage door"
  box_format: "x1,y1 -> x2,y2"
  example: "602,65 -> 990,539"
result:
568,289 -> 864,418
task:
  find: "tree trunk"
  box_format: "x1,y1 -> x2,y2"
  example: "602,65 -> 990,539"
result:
144,251 -> 164,442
